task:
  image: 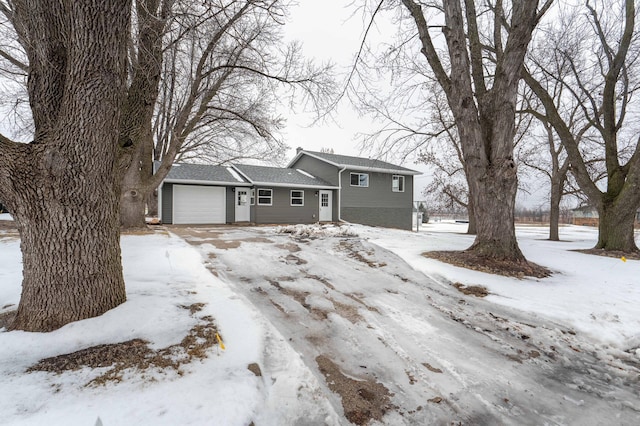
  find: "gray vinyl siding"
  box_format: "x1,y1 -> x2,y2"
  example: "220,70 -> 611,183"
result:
162,183 -> 173,224
340,170 -> 414,230
226,187 -> 235,223
341,207 -> 413,230
290,155 -> 339,186
253,187 -> 320,224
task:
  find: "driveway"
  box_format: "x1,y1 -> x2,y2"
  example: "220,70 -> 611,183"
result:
172,224 -> 639,425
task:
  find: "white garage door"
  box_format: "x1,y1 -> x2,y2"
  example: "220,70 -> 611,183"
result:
173,185 -> 226,224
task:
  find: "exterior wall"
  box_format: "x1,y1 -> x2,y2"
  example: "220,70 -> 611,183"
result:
342,207 -> 413,230
253,187 -> 320,224
291,155 -> 339,186
226,187 -> 235,223
161,183 -> 174,224
339,170 -> 414,229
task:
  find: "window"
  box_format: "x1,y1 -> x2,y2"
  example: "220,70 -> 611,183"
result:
392,175 -> 405,192
250,189 -> 255,205
350,172 -> 369,187
257,188 -> 272,206
290,190 -> 304,206
321,192 -> 329,207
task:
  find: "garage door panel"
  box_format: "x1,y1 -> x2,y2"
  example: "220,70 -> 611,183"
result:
173,185 -> 226,224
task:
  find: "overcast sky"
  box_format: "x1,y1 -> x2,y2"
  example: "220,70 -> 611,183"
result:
281,2 -> 550,208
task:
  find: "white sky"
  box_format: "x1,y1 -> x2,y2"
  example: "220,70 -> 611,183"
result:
280,2 -> 549,207
281,1 -> 434,200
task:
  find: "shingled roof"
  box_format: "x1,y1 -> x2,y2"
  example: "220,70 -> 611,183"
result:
288,150 -> 421,175
163,162 -> 248,185
233,164 -> 337,188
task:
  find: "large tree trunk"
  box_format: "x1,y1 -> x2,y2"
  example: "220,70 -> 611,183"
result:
402,0 -> 544,263
120,159 -> 148,229
12,186 -> 126,331
467,159 -> 523,259
1,0 -> 131,332
118,0 -> 166,229
597,202 -> 639,252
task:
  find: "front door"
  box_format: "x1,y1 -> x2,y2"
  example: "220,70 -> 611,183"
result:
319,190 -> 332,222
235,188 -> 250,222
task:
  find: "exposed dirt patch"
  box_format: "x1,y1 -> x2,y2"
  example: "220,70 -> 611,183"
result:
452,282 -> 489,298
330,298 -> 364,324
346,293 -> 381,314
423,250 -> 551,278
338,241 -> 387,268
284,253 -> 307,265
247,362 -> 262,377
574,248 -> 640,261
316,354 -> 393,425
306,273 -> 336,290
28,304 -> 222,386
422,362 -> 443,373
275,242 -> 301,252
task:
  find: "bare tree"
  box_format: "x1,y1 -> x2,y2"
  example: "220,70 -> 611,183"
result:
523,0 -> 640,252
120,0 -> 333,228
0,0 -> 130,331
354,0 -> 551,265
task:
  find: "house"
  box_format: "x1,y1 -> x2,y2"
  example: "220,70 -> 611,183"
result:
287,149 -> 420,229
158,149 -> 420,229
159,163 -> 337,225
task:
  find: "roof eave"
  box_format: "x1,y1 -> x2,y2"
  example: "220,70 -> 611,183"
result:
346,166 -> 422,175
252,182 -> 339,189
164,178 -> 251,186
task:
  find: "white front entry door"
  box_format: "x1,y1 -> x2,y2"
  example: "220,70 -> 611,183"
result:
235,187 -> 250,222
319,190 -> 332,221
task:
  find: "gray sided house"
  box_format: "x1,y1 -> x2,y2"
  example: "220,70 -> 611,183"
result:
288,150 -> 420,230
159,150 -> 420,230
159,163 -> 337,225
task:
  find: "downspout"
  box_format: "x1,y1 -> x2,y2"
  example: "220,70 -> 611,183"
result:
338,166 -> 346,222
158,182 -> 163,223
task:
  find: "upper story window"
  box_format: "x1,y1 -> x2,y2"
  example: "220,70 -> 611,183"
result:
290,190 -> 304,206
350,172 -> 369,187
392,175 -> 405,192
257,188 -> 272,206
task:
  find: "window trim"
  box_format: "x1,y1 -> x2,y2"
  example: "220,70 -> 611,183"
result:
250,188 -> 255,205
392,175 -> 405,192
350,172 -> 369,187
257,188 -> 272,206
290,189 -> 304,206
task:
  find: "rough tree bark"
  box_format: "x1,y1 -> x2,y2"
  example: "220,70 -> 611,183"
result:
118,0 -> 169,229
402,0 -> 550,261
0,1 -> 131,331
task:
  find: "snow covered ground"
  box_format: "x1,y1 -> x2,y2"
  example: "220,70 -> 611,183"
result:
0,221 -> 639,425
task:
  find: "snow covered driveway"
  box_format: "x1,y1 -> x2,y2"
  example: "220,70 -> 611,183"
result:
174,224 -> 640,425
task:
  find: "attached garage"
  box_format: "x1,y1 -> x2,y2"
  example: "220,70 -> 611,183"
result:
172,185 -> 226,224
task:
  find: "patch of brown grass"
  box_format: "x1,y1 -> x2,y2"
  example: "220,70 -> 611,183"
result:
424,250 -> 551,278
316,355 -> 393,425
452,282 -> 489,298
27,304 -> 222,387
